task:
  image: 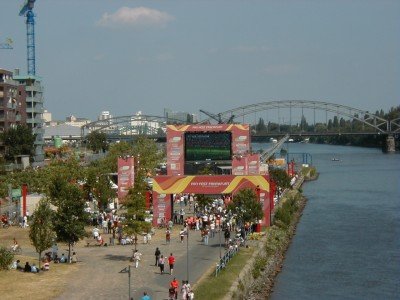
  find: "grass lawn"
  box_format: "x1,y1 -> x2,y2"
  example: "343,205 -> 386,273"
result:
0,227 -> 77,300
194,246 -> 255,299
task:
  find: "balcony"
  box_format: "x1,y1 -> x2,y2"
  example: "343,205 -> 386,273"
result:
26,106 -> 43,113
25,95 -> 43,104
26,117 -> 44,124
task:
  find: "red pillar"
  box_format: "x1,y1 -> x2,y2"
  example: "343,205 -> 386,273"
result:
269,180 -> 276,211
22,184 -> 28,217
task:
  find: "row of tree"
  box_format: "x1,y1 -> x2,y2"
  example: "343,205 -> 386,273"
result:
252,105 -> 400,134
25,136 -> 163,263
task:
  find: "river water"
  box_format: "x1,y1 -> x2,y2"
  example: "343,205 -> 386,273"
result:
253,143 -> 400,300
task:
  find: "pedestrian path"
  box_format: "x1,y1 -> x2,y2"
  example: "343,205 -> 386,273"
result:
56,226 -> 223,300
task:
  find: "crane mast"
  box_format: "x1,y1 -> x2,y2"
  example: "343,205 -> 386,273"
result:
19,0 -> 37,75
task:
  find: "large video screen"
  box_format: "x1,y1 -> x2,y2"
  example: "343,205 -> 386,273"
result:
185,132 -> 232,161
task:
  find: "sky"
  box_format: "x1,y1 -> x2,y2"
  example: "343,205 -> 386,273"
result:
0,0 -> 399,122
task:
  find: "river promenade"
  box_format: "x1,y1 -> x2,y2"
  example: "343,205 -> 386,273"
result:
53,225 -> 223,300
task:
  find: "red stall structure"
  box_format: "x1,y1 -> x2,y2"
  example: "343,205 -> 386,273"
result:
152,175 -> 272,227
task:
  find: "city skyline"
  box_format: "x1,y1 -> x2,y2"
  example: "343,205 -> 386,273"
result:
1,0 -> 399,121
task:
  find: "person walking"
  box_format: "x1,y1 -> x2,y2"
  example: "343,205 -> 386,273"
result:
203,227 -> 209,245
133,250 -> 142,268
155,247 -> 161,266
181,280 -> 188,300
52,243 -> 58,260
169,277 -> 179,300
166,229 -> 171,244
179,228 -> 185,243
159,255 -> 165,274
141,291 -> 151,300
168,253 -> 175,275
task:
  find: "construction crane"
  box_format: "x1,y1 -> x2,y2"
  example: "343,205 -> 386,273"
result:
199,109 -> 235,124
0,38 -> 13,49
19,0 -> 37,75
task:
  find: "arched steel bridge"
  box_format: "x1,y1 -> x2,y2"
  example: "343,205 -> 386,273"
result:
80,100 -> 400,140
200,100 -> 400,134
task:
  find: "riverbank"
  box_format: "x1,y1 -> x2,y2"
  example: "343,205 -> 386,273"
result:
246,191 -> 307,299
193,171 -> 312,300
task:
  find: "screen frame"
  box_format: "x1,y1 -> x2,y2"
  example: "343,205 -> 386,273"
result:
184,131 -> 233,162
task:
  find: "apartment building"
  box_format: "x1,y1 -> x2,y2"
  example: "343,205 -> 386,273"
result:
0,68 -> 27,132
13,68 -> 45,163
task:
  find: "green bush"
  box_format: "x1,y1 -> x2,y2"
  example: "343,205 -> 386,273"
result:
0,246 -> 14,270
252,256 -> 268,279
274,196 -> 299,227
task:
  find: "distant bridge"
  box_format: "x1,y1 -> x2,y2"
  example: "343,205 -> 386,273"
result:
79,100 -> 400,141
200,100 -> 400,134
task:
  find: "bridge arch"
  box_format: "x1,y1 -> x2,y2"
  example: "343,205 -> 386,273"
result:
201,100 -> 391,133
80,114 -> 189,139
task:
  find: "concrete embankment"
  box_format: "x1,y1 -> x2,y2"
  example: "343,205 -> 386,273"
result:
224,175 -> 309,300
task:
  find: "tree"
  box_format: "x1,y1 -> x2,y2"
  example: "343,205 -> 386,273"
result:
255,118 -> 267,134
196,194 -> 214,211
86,131 -> 108,153
92,174 -> 115,211
49,176 -> 88,261
100,141 -> 134,173
123,169 -> 151,251
0,125 -> 35,161
227,188 -> 263,227
0,246 -> 14,270
269,167 -> 291,192
29,199 -> 56,267
132,136 -> 163,175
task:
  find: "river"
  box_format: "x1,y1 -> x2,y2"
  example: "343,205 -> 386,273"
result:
253,143 -> 400,300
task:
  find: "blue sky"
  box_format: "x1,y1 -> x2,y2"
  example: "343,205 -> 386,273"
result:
1,0 -> 399,121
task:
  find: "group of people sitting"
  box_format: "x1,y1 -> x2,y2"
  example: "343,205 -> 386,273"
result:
10,259 -> 47,273
43,251 -> 77,264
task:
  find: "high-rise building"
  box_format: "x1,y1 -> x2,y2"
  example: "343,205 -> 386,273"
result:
13,68 -> 45,164
0,68 -> 27,132
164,108 -> 197,124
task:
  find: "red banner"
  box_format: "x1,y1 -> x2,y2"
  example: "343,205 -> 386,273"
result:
247,154 -> 260,175
117,157 -> 135,201
232,156 -> 247,175
166,126 -> 185,176
152,192 -> 171,226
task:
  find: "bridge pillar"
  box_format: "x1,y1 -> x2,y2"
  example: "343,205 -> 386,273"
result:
386,135 -> 395,153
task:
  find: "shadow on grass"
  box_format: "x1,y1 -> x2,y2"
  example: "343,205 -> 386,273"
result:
103,254 -> 131,261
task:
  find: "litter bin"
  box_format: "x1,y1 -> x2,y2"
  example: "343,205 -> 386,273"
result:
255,223 -> 261,233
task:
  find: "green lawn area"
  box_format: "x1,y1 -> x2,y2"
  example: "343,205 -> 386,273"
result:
194,246 -> 254,299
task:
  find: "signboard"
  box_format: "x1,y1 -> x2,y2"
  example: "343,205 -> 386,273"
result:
11,188 -> 22,200
152,192 -> 172,226
232,156 -> 247,175
153,175 -> 269,195
247,154 -> 260,175
166,124 -> 251,176
152,174 -> 270,226
166,126 -> 185,176
117,156 -> 135,201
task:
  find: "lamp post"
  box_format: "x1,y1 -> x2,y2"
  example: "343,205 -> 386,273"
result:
219,225 -> 222,259
186,226 -> 189,283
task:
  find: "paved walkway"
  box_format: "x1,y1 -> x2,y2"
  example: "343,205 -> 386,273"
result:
55,226 -> 224,300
